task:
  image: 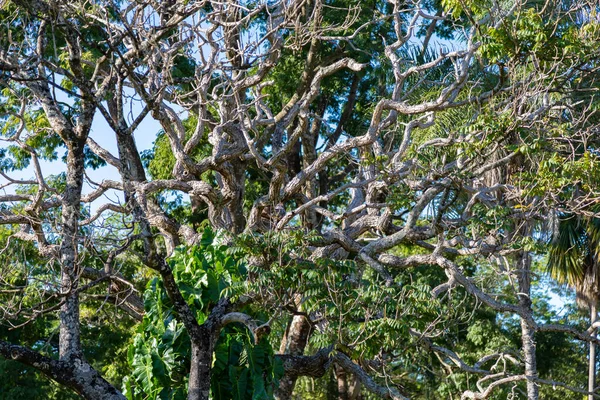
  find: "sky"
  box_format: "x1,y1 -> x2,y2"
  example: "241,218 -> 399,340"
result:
0,97 -> 162,212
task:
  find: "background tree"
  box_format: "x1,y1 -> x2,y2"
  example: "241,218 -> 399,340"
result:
548,214 -> 600,399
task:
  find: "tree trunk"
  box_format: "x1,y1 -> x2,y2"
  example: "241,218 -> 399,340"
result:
590,303 -> 597,400
59,139 -> 86,361
517,251 -> 539,400
59,140 -> 126,399
520,317 -> 538,399
328,369 -> 338,400
348,374 -> 362,400
335,364 -> 349,400
275,314 -> 312,399
188,328 -> 213,400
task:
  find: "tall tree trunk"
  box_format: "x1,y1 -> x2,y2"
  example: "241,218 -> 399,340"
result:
327,369 -> 338,400
520,318 -> 538,399
59,139 -> 86,361
188,327 -> 213,400
111,107 -> 215,400
57,139 -> 127,400
518,251 -> 539,400
590,303 -> 597,400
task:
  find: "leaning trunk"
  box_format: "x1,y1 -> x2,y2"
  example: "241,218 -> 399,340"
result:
590,303 -> 597,400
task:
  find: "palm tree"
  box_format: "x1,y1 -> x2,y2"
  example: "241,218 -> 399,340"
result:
548,213 -> 600,400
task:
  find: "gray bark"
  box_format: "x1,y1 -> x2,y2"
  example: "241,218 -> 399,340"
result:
0,340 -> 125,400
517,251 -> 539,400
59,139 -> 86,361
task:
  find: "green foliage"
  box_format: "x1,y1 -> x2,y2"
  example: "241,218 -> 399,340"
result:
1,1 -> 599,398
124,228 -> 281,400
0,224 -> 134,399
212,332 -> 282,400
141,115 -> 212,181
525,151 -> 600,202
547,211 -> 600,302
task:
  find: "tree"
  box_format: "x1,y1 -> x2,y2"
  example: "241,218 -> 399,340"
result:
1,0 -> 600,399
548,214 -> 600,400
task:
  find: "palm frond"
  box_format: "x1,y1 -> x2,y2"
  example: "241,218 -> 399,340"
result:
547,213 -> 600,308
548,214 -> 586,287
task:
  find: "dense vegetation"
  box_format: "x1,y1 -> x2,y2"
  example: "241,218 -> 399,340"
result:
1,0 -> 600,399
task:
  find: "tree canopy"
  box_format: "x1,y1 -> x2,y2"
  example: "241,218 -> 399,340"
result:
1,0 -> 600,399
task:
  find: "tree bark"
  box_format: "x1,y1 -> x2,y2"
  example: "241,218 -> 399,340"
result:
276,347 -> 333,378
348,376 -> 362,400
0,341 -> 125,400
590,303 -> 597,400
520,317 -> 538,399
275,314 -> 313,399
517,251 -> 539,400
59,139 -> 86,361
336,364 -> 349,400
188,328 -> 214,400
